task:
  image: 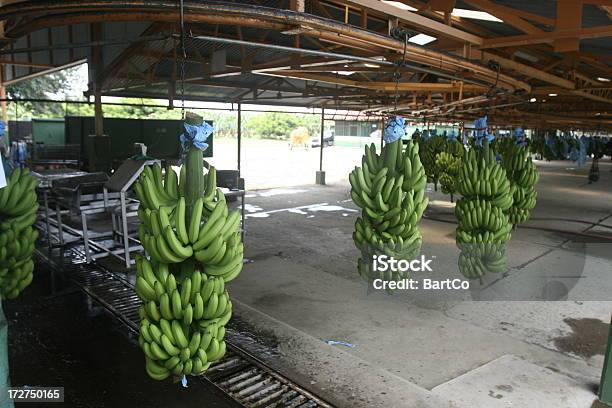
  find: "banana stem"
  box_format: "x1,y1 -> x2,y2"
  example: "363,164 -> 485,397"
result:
184,112 -> 205,225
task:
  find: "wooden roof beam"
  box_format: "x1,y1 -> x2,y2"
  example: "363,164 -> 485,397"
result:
554,1 -> 582,52
259,70 -> 487,92
479,25 -> 612,49
462,0 -> 545,34
473,50 -> 576,89
465,0 -> 554,27
343,0 -> 483,44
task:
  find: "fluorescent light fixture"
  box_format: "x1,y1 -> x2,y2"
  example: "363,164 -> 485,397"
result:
548,93 -> 558,97
332,71 -> 355,76
597,77 -> 610,82
409,33 -> 437,45
514,51 -> 539,63
529,97 -> 537,103
451,8 -> 502,22
382,1 -> 417,11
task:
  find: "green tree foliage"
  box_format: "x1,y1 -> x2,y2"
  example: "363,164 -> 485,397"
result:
243,111 -> 320,140
6,65 -> 86,119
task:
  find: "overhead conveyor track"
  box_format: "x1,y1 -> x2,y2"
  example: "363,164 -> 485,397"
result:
34,248 -> 334,408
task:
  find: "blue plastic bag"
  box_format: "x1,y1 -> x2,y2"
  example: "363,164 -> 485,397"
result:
180,121 -> 213,153
383,116 -> 405,144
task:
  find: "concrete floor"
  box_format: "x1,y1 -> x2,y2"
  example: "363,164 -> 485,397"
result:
207,138 -> 366,189
224,158 -> 612,407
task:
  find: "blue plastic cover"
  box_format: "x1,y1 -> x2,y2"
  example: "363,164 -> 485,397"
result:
180,121 -> 213,154
473,116 -> 495,146
383,116 -> 405,144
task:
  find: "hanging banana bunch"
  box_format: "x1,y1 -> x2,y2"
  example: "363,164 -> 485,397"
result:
0,167 -> 39,300
419,135 -> 446,191
350,118 -> 428,285
455,142 -> 513,280
434,153 -> 460,203
500,144 -> 539,226
133,115 -> 243,380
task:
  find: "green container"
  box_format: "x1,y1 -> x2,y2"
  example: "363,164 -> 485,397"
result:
64,117 -> 214,162
32,118 -> 65,145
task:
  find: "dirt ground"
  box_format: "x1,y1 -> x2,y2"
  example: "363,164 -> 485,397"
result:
206,137 -> 368,190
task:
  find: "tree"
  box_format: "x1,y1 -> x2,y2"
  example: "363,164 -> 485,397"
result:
6,64 -> 87,119
243,112 -> 321,140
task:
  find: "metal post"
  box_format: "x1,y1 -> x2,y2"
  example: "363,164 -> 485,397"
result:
319,108 -> 324,171
599,316 -> 612,404
380,117 -> 385,150
237,103 -> 242,176
81,212 -> 91,263
43,190 -> 51,247
91,22 -> 104,137
56,203 -> 64,246
0,71 -> 7,156
94,90 -> 104,136
316,108 -> 325,185
120,192 -> 130,268
0,78 -> 6,123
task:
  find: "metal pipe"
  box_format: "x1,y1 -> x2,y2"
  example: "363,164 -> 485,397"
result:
380,117 -> 384,150
0,35 -> 169,55
237,103 -> 242,177
319,107 -> 324,172
0,97 -> 385,118
186,34 -> 494,90
187,34 -> 396,68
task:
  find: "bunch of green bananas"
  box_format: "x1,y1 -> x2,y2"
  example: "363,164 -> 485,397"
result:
458,243 -> 506,279
133,163 -> 242,380
135,257 -> 231,379
350,140 -> 428,283
445,139 -> 465,158
419,135 -> 446,191
455,144 -> 513,279
435,151 -> 461,198
491,136 -> 515,157
0,167 -> 39,299
500,145 -> 539,225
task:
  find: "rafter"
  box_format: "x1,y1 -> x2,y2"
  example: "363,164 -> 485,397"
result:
98,22 -> 165,88
462,0 -> 544,34
480,25 -> 612,49
258,70 -> 487,93
343,0 -> 483,44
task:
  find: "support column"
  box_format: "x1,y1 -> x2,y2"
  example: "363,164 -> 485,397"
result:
316,108 -> 325,185
87,22 -> 111,173
237,103 -> 242,176
0,79 -> 6,123
0,68 -> 7,157
380,117 -> 384,150
94,90 -> 104,136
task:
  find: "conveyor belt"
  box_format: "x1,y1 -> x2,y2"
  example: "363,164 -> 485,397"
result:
35,249 -> 333,408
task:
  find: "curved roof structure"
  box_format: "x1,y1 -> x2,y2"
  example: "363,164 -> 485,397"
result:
0,0 -> 610,129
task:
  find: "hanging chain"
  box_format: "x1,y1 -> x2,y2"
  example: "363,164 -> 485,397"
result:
392,31 -> 408,113
179,0 -> 186,120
